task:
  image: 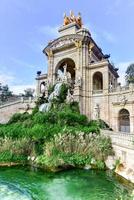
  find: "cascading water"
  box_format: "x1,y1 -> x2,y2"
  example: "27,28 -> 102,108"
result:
39,82 -> 63,112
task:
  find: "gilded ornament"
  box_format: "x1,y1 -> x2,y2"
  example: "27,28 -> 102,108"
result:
47,49 -> 53,58
63,11 -> 83,28
74,40 -> 82,49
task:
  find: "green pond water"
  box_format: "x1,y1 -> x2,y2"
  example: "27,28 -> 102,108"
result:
0,167 -> 133,200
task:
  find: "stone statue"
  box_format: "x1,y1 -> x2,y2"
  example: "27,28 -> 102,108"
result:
63,64 -> 67,76
76,12 -> 82,28
25,104 -> 30,112
75,76 -> 82,87
63,13 -> 70,25
66,89 -> 74,103
120,95 -> 127,106
63,11 -> 83,27
70,10 -> 76,22
94,104 -> 100,120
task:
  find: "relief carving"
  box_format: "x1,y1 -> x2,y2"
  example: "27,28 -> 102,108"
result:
74,40 -> 82,49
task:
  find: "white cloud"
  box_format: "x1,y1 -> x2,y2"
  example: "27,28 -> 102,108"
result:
10,84 -> 35,95
10,57 -> 35,69
38,25 -> 59,38
0,71 -> 15,85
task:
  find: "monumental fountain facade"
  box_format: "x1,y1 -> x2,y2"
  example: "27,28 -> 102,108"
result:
36,12 -> 134,133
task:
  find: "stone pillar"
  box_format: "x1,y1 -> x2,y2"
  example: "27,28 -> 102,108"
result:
74,40 -> 83,113
47,50 -> 54,85
36,77 -> 40,97
117,84 -> 121,92
103,69 -> 109,95
114,116 -> 119,132
129,83 -> 134,91
130,116 -> 134,133
81,43 -> 89,115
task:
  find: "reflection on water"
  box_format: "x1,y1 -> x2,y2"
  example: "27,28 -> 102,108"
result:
0,182 -> 31,200
0,167 -> 132,200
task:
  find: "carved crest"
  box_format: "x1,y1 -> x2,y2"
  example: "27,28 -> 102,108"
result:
74,40 -> 82,49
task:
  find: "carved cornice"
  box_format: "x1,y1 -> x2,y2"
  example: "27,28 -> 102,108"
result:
43,34 -> 89,55
36,74 -> 48,81
112,101 -> 134,106
87,60 -> 109,69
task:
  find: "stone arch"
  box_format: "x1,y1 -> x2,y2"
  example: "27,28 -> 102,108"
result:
55,58 -> 76,84
118,109 -> 130,133
55,58 -> 75,78
93,72 -> 103,92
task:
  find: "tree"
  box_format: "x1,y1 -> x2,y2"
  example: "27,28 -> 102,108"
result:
125,63 -> 134,84
0,83 -> 12,102
24,88 -> 35,97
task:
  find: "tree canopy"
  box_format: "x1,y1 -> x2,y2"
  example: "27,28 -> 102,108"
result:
24,88 -> 35,97
125,63 -> 134,84
0,83 -> 12,102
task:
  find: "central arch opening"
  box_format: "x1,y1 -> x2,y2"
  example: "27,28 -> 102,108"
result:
56,58 -> 75,87
118,109 -> 130,133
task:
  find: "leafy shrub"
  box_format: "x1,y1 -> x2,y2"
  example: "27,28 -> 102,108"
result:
89,119 -> 111,130
0,138 -> 32,163
0,151 -> 13,162
58,111 -> 88,126
35,132 -> 113,170
8,113 -> 22,124
69,101 -> 80,113
32,106 -> 39,115
29,124 -> 47,140
8,112 -> 30,124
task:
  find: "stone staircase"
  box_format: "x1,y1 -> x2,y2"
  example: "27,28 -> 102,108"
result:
0,97 -> 35,124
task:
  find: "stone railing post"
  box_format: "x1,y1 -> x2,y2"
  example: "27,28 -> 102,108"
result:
21,97 -> 24,103
129,83 -> 134,90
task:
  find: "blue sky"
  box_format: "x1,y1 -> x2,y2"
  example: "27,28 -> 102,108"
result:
0,0 -> 134,94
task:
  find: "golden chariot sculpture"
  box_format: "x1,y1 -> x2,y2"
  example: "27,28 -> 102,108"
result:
63,11 -> 83,28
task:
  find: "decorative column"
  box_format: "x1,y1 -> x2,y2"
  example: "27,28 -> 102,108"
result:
47,49 -> 54,85
35,71 -> 41,98
73,40 -> 82,109
130,115 -> 134,133
81,43 -> 89,115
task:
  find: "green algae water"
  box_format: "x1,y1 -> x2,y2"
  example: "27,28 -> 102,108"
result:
0,167 -> 133,200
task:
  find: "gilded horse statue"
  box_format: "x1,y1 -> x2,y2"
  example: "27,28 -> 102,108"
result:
63,11 -> 82,28
76,12 -> 82,28
63,13 -> 70,25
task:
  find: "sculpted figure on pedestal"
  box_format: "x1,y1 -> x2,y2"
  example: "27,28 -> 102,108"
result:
63,11 -> 83,28
75,76 -> 82,87
94,104 -> 100,120
63,13 -> 70,25
76,12 -> 82,28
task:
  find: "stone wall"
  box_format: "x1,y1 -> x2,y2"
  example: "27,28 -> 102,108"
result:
102,130 -> 134,183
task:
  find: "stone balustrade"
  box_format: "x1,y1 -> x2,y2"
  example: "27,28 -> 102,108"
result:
102,130 -> 134,149
109,83 -> 134,93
